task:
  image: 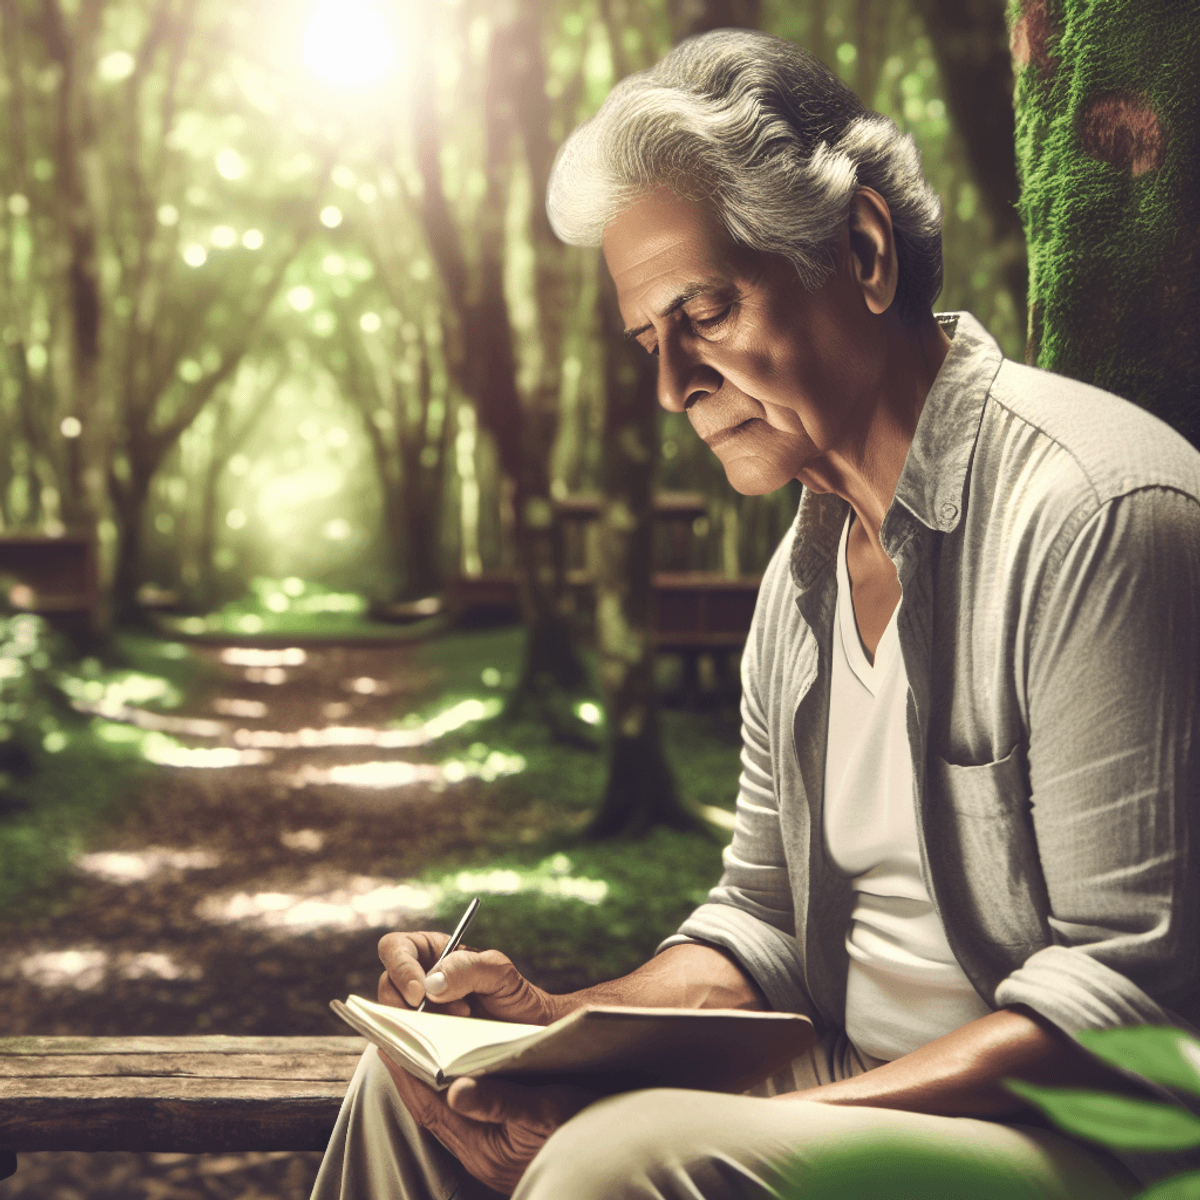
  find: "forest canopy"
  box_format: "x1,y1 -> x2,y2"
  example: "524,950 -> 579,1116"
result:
0,0 -> 1022,619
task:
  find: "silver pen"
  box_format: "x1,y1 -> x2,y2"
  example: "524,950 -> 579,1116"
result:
416,896 -> 481,1012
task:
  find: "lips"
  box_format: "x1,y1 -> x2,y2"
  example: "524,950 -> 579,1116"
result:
703,418 -> 760,449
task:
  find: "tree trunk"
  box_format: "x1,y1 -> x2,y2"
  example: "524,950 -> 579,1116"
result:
669,0 -> 762,40
397,350 -> 447,600
109,466 -> 153,626
586,275 -> 700,840
409,6 -> 587,699
1011,0 -> 1199,439
912,0 -> 1027,344
505,5 -> 588,698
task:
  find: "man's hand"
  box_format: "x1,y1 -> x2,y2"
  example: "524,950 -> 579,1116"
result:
379,1052 -> 595,1194
377,931 -> 561,1025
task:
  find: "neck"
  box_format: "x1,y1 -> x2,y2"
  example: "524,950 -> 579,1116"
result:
799,311 -> 951,556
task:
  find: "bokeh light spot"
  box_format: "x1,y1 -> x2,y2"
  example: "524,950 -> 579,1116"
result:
216,148 -> 245,180
288,285 -> 315,312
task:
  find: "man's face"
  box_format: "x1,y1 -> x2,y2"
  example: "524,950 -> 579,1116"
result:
603,189 -> 886,496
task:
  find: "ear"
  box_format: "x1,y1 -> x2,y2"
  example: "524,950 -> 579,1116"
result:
846,188 -> 898,316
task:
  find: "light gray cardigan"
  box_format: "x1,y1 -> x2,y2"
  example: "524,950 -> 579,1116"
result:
662,313 -> 1200,1045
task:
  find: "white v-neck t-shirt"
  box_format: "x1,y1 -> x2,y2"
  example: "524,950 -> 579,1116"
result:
823,513 -> 992,1062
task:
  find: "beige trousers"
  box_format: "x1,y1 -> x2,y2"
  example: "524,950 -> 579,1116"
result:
310,1041 -> 1137,1200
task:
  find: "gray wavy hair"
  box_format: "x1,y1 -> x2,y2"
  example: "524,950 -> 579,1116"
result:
547,30 -> 944,325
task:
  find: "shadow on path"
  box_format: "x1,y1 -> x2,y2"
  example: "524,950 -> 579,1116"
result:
0,637 -> 565,1200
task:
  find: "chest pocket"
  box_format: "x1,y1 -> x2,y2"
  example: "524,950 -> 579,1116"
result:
924,745 -> 1052,957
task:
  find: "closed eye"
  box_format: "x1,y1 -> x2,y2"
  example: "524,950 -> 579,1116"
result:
689,305 -> 734,335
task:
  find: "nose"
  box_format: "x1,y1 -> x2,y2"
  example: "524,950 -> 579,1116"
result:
657,340 -> 721,413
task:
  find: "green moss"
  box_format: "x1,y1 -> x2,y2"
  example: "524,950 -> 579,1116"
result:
1013,0 -> 1200,435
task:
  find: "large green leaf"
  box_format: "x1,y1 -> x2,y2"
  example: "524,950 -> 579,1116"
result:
773,1135 -> 1041,1200
1004,1081 -> 1200,1151
1076,1027 -> 1200,1098
1136,1170 -> 1200,1200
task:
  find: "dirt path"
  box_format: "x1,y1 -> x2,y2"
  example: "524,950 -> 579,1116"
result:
0,638 -> 561,1200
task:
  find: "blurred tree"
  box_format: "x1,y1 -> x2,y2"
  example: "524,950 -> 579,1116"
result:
404,0 -> 592,711
334,307 -> 450,602
183,355 -> 281,610
1011,0 -> 1199,440
912,0 -> 1026,335
588,271 -> 699,839
668,0 -> 762,39
0,0 -> 326,623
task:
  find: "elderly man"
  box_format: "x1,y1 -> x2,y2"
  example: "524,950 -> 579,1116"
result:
311,29 -> 1200,1200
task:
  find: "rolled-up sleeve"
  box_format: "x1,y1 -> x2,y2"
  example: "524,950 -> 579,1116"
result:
994,486 -> 1200,1032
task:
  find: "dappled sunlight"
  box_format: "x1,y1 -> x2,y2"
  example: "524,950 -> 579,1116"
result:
285,760 -> 443,789
232,697 -> 503,750
142,740 -> 273,768
346,675 -> 388,695
280,828 -> 326,852
212,697 -> 269,718
219,647 -> 308,667
15,947 -> 201,990
245,667 -> 289,685
75,847 -> 221,883
281,745 -> 526,790
195,874 -> 439,932
193,855 -> 611,934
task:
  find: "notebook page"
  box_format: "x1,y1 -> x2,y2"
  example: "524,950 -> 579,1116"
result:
345,996 -> 544,1071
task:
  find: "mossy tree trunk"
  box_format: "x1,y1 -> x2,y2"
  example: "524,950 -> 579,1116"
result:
1011,0 -> 1200,437
585,274 -> 701,840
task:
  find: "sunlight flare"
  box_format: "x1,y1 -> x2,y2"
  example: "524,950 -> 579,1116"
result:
303,1 -> 397,89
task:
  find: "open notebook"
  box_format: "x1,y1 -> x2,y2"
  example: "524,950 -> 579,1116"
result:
331,994 -> 816,1093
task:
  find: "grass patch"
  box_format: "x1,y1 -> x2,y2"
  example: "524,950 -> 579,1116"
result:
0,739 -> 149,913
406,626 -> 744,984
0,617 -> 201,914
431,830 -> 726,989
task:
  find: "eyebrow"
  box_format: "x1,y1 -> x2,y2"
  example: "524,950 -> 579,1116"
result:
623,283 -> 715,341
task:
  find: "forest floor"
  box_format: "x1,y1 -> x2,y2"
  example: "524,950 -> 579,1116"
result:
0,629 -> 735,1200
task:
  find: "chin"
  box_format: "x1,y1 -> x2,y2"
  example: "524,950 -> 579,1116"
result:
721,459 -> 796,496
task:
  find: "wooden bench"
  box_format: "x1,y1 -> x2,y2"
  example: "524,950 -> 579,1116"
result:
0,534 -> 98,639
0,1035 -> 364,1158
652,572 -> 760,702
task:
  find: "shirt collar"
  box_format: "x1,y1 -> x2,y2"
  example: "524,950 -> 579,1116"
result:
790,311 -> 1005,592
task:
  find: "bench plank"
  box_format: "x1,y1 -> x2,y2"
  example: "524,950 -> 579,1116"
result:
0,1036 -> 366,1153
0,1036 -> 364,1056
0,1052 -> 363,1080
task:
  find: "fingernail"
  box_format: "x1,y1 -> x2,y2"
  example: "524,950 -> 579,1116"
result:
425,971 -> 447,994
403,980 -> 424,1006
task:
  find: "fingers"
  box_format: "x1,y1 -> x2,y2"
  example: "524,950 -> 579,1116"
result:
422,947 -> 545,1018
446,1077 -> 596,1133
377,931 -> 551,1022
378,931 -> 450,1009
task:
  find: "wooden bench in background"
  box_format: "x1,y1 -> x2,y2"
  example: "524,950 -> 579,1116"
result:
0,535 -> 98,640
0,1035 -> 364,1159
652,572 -> 760,701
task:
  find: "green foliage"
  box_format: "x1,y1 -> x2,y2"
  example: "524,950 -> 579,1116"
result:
1076,1026 -> 1200,1099
1139,1171 -> 1200,1200
405,626 -> 730,978
1012,0 -> 1200,431
0,616 -> 148,911
431,830 -> 724,985
158,577 -> 432,640
774,1133 -> 1042,1200
1005,1081 -> 1200,1152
